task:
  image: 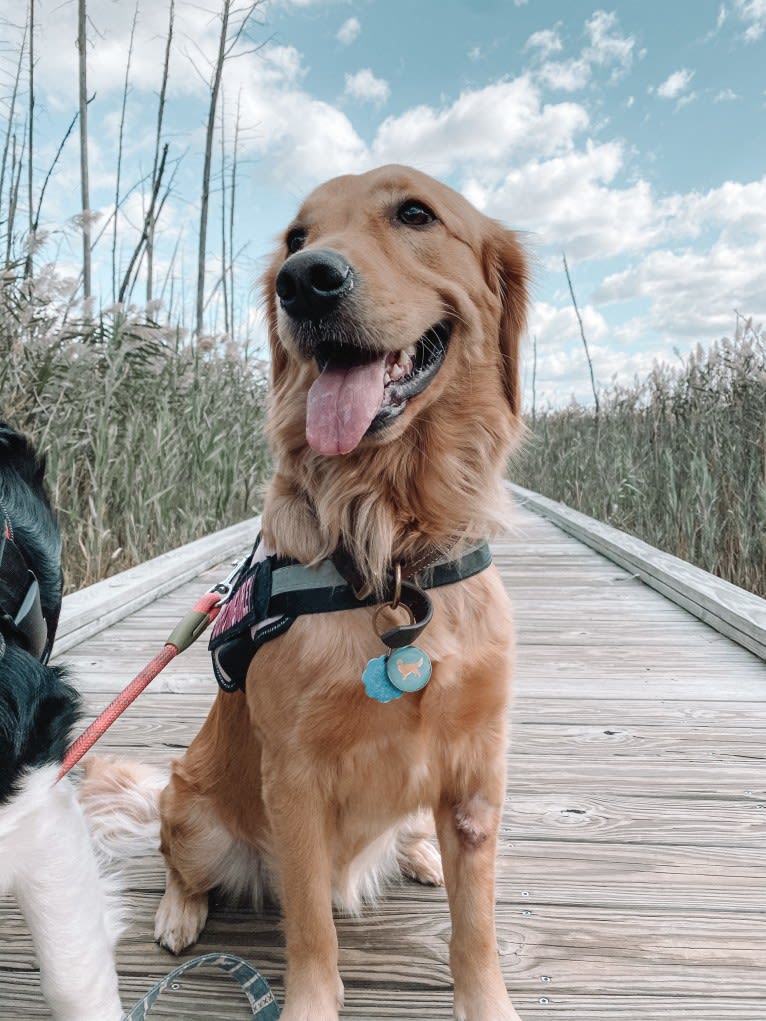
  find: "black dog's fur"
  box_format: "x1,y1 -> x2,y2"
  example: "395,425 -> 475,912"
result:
0,423 -> 79,805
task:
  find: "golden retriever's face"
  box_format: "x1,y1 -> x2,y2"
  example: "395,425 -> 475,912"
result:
264,164 -> 527,458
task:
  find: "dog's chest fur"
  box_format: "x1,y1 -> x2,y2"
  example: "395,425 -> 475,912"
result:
244,567 -> 514,813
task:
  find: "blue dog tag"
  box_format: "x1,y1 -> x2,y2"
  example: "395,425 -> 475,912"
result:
386,646 -> 432,692
362,655 -> 405,702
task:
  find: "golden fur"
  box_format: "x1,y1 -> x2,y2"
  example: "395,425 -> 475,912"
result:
91,165 -> 529,1021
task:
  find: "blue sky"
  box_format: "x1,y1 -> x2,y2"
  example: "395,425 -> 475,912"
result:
8,0 -> 766,404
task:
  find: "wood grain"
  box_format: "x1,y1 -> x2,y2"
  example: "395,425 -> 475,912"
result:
508,482 -> 766,659
3,502 -> 765,1019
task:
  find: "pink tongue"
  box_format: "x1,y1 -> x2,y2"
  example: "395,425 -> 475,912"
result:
306,357 -> 386,455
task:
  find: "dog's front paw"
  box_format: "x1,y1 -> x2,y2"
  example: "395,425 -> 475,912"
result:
278,971 -> 343,1021
279,1009 -> 339,1021
279,996 -> 340,1021
455,996 -> 523,1021
154,884 -> 208,955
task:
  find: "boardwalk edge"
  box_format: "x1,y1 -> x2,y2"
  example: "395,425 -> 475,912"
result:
508,483 -> 766,662
55,516 -> 261,657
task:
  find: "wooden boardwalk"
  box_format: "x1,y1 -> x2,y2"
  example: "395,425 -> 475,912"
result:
2,502 -> 765,1019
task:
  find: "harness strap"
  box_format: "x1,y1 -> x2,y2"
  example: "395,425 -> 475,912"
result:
123,952 -> 280,1019
269,542 -> 492,617
209,540 -> 492,692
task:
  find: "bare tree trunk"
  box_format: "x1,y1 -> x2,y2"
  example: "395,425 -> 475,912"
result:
219,91 -> 230,335
563,252 -> 599,419
146,0 -> 174,304
194,0 -> 263,338
0,16 -> 28,267
195,0 -> 230,338
159,229 -> 183,313
77,0 -> 92,301
113,2 -> 139,302
33,112 -> 78,238
228,87 -> 242,343
6,133 -> 24,266
24,0 -> 35,278
118,143 -> 169,303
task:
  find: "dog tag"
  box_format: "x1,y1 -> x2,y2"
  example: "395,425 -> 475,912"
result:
362,654 -> 405,702
386,646 -> 432,692
361,568 -> 434,703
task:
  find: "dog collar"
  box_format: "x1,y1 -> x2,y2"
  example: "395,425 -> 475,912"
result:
209,538 -> 492,693
0,512 -> 52,663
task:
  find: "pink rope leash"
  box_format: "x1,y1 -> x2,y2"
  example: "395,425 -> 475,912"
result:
57,579 -> 235,781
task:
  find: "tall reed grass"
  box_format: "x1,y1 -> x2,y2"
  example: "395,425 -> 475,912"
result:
513,319 -> 766,597
1,268 -> 270,592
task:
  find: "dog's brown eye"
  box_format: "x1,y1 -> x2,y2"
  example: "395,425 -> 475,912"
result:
286,229 -> 307,254
397,201 -> 436,226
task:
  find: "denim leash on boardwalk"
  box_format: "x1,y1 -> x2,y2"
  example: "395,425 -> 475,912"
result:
123,953 -> 280,1020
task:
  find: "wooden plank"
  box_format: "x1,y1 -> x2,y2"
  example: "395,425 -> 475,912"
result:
508,483 -> 766,660
55,516 -> 260,655
82,711 -> 766,764
512,697 -> 766,728
503,784 -> 766,849
2,976 -> 763,1021
64,837 -> 766,915
4,502 -> 766,1020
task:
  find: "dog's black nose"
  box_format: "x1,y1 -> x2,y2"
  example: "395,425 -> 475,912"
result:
275,249 -> 354,320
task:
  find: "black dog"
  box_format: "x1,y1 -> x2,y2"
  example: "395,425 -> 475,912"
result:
0,422 -> 73,801
0,422 -> 122,1021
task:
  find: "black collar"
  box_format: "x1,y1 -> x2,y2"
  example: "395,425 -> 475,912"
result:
268,541 -> 492,617
0,515 -> 52,663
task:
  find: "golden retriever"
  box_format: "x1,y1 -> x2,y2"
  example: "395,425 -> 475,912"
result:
92,164 -> 528,1021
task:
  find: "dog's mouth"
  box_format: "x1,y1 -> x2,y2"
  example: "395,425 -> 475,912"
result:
306,321 -> 452,456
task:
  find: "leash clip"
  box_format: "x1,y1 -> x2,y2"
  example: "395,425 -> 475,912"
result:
209,559 -> 245,606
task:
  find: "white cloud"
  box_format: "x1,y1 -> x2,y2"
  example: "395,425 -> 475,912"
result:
537,57 -> 591,92
675,91 -> 698,110
523,301 -> 661,405
587,176 -> 766,344
470,141 -> 669,261
33,0 -> 284,102
467,45 -> 483,61
528,300 -> 610,350
531,10 -> 636,94
714,87 -> 739,102
344,69 -> 391,106
671,177 -> 766,239
734,0 -> 766,40
593,237 -> 766,340
656,68 -> 695,99
584,10 -> 635,72
525,28 -> 563,59
260,45 -> 307,86
371,77 -> 589,176
337,17 -> 361,45
238,86 -> 367,182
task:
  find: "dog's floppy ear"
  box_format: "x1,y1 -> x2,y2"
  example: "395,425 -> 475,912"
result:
483,226 -> 529,419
